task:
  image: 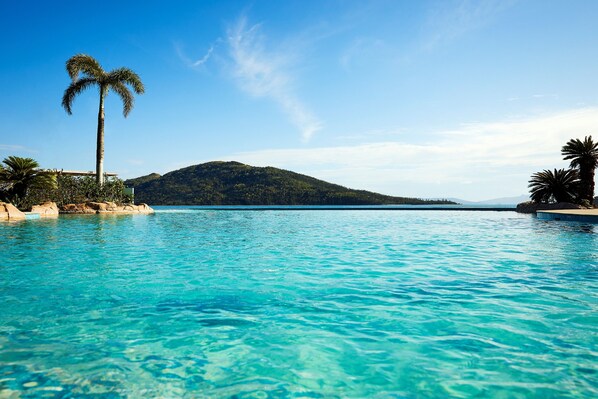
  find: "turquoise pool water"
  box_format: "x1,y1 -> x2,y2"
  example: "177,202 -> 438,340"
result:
0,209 -> 596,398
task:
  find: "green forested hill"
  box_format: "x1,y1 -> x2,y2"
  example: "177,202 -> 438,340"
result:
124,172 -> 161,187
125,161 -> 454,205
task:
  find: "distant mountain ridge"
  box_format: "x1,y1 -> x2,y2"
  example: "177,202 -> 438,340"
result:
449,194 -> 530,205
125,161 -> 455,206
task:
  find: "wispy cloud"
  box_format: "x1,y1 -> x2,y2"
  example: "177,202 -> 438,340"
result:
175,41 -> 219,68
218,107 -> 598,200
0,144 -> 36,153
126,159 -> 144,166
226,16 -> 322,141
531,93 -> 559,99
0,144 -> 25,151
422,0 -> 517,51
339,37 -> 389,70
507,93 -> 559,102
191,44 -> 216,67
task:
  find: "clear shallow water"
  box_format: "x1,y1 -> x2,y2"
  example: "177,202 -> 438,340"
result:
0,210 -> 596,398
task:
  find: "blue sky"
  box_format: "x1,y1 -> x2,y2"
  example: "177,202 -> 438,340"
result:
1,0 -> 598,201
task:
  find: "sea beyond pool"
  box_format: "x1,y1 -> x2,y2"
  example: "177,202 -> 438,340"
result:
0,207 -> 596,398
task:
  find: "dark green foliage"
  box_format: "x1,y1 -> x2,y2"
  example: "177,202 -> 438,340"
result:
0,156 -> 57,210
561,135 -> 598,203
6,174 -> 132,210
48,175 -> 133,207
62,54 -> 145,117
124,173 -> 161,187
126,161 -> 455,206
528,168 -> 580,204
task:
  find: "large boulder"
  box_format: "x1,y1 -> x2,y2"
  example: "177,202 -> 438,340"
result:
97,202 -> 154,214
0,202 -> 26,221
61,203 -> 97,214
516,201 -> 583,214
60,202 -> 154,215
31,201 -> 59,217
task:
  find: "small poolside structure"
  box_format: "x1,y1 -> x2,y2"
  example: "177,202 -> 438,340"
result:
38,169 -> 118,177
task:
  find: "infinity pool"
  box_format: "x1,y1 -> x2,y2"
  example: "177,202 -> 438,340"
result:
1,209 -> 596,398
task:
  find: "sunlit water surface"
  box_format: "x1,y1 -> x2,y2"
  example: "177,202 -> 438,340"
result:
1,209 -> 597,398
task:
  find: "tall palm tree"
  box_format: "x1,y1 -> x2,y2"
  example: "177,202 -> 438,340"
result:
561,135 -> 598,204
62,54 -> 144,185
0,156 -> 56,208
528,168 -> 579,204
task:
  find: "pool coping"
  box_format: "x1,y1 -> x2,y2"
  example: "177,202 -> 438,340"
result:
537,209 -> 598,223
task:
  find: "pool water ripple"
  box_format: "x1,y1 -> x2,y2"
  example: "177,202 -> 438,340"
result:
1,210 -> 597,398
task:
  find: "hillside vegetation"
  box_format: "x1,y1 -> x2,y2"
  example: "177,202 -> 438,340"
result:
124,173 -> 161,187
125,161 -> 454,205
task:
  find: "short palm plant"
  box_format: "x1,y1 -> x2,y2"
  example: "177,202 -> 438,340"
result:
62,54 -> 144,185
0,156 -> 57,209
561,135 -> 598,203
528,168 -> 579,204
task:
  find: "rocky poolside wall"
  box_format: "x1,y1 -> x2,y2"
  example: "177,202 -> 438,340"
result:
515,201 -> 585,214
60,202 -> 154,215
1,201 -> 153,221
0,202 -> 26,220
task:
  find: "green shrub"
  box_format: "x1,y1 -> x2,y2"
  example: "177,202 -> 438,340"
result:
25,175 -> 133,209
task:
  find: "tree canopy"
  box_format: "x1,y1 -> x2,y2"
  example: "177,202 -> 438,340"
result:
62,54 -> 144,185
0,156 -> 56,209
561,135 -> 598,203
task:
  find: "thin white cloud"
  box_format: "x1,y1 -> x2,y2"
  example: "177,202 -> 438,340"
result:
227,16 -> 322,141
340,37 -> 389,70
192,44 -> 215,67
175,41 -> 218,68
422,0 -> 517,51
218,107 -> 598,201
0,144 -> 25,151
126,159 -> 144,166
531,93 -> 559,99
0,144 -> 37,154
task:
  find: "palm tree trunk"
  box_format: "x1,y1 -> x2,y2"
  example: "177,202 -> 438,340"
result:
579,164 -> 595,203
592,169 -> 596,203
96,87 -> 106,185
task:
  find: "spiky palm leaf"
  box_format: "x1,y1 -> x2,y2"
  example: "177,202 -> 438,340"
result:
528,168 -> 579,204
62,56 -> 144,117
0,163 -> 8,200
561,135 -> 598,203
0,156 -> 57,208
62,54 -> 144,184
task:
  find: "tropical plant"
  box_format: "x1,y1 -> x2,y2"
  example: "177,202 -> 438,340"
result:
0,156 -> 57,209
51,175 -> 132,206
62,54 -> 144,185
561,135 -> 598,204
528,168 -> 579,204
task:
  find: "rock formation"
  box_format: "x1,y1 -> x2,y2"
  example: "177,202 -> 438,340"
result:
516,201 -> 583,214
31,201 -> 59,217
60,202 -> 154,215
0,202 -> 26,221
2,201 -> 153,219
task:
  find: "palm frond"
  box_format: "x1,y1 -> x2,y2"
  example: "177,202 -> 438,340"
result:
2,156 -> 39,175
66,54 -> 105,81
561,135 -> 598,169
61,77 -> 98,115
29,173 -> 57,191
528,168 -> 579,203
107,68 -> 145,94
109,82 -> 134,117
